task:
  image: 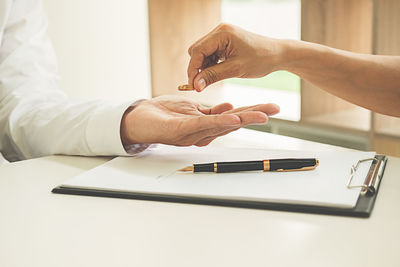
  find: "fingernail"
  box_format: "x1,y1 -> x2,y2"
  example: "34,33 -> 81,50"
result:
198,78 -> 206,91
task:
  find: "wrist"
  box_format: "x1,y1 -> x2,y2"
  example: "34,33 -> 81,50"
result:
277,39 -> 331,77
120,99 -> 147,146
272,39 -> 302,72
120,106 -> 135,146
257,38 -> 299,74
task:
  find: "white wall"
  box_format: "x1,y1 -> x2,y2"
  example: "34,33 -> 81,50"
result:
43,0 -> 151,101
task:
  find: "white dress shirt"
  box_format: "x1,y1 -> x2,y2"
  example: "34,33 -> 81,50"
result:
0,0 -> 141,162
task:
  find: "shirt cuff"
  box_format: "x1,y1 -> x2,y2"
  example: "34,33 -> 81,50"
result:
124,143 -> 152,154
85,100 -> 150,156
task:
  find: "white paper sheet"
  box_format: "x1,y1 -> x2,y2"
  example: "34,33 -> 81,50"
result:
60,145 -> 375,208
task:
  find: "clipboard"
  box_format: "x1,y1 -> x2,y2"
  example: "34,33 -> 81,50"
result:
52,147 -> 387,218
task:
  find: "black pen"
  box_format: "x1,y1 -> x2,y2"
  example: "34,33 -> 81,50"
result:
178,158 -> 319,173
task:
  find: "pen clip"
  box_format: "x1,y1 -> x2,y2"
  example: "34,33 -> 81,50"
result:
276,165 -> 318,172
275,160 -> 319,172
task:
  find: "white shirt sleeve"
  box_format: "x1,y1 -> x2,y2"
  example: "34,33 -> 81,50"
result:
0,0 -> 141,161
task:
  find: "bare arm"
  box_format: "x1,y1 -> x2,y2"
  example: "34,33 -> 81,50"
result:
281,40 -> 400,117
187,24 -> 400,117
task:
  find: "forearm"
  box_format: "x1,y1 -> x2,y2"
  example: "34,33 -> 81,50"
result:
0,93 -> 132,161
277,40 -> 400,117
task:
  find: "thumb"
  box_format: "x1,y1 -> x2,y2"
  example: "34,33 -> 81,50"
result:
194,60 -> 239,91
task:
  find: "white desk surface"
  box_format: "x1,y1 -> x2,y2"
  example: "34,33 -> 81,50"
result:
1,129 -> 399,267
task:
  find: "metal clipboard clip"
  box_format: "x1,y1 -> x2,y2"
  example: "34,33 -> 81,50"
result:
347,156 -> 385,196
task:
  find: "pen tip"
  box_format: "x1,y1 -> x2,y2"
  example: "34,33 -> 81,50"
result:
178,166 -> 194,172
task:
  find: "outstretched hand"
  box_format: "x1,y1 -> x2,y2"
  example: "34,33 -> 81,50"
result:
121,95 -> 279,147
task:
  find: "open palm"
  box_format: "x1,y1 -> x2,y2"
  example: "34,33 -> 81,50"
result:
121,95 -> 279,147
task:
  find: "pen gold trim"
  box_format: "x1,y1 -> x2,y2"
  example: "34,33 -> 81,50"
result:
263,160 -> 270,171
178,166 -> 194,172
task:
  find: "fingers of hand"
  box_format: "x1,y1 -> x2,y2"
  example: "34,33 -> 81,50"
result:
187,28 -> 234,89
198,102 -> 234,115
187,26 -> 224,57
225,103 -> 280,116
176,110 -> 265,146
187,36 -> 222,86
187,53 -> 204,86
184,114 -> 241,133
182,104 -> 276,137
233,111 -> 268,126
193,60 -> 240,91
170,114 -> 240,146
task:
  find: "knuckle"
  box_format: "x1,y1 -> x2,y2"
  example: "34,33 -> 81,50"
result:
190,46 -> 200,55
188,44 -> 194,55
180,140 -> 193,146
195,141 -> 209,147
202,68 -> 219,85
217,23 -> 234,32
